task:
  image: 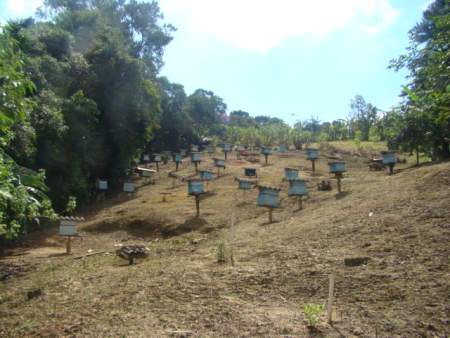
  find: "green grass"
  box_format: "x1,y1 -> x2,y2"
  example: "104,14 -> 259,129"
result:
326,140 -> 432,165
327,140 -> 388,152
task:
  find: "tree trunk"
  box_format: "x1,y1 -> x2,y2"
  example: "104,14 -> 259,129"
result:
440,140 -> 450,159
416,147 -> 419,165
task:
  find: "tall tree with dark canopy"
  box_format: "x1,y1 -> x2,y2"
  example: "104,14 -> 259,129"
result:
6,0 -> 174,208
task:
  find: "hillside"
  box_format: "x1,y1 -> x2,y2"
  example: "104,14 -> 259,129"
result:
0,145 -> 449,337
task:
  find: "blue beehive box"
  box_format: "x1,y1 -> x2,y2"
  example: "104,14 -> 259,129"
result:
257,185 -> 281,208
288,179 -> 308,196
191,145 -> 199,152
329,161 -> 346,173
306,148 -> 319,160
279,145 -> 288,153
261,146 -> 272,155
191,152 -> 202,162
143,154 -> 150,162
188,179 -> 204,195
244,167 -> 257,177
199,170 -> 214,181
237,178 -> 254,190
153,154 -> 162,162
214,158 -> 226,168
284,167 -> 299,180
174,153 -> 182,163
222,143 -> 231,152
382,151 -> 396,165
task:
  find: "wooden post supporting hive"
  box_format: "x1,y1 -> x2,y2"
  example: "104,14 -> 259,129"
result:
288,178 -> 308,210
199,170 -> 215,191
336,173 -> 342,193
328,161 -> 346,193
306,148 -> 319,173
187,179 -> 205,218
174,153 -> 182,171
195,195 -> 200,217
190,152 -> 202,174
257,185 -> 281,223
59,216 -> 85,254
381,151 -> 397,175
213,158 -> 226,177
261,146 -> 272,166
222,143 -> 231,161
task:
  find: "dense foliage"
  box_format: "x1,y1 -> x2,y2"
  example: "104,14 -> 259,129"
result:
389,0 -> 450,161
4,0 -> 175,210
0,28 -> 54,243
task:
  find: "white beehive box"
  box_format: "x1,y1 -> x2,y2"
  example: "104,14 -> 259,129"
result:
97,180 -> 108,191
59,217 -> 83,236
123,182 -> 135,193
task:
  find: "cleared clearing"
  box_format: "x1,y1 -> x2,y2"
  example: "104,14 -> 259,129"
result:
0,144 -> 449,337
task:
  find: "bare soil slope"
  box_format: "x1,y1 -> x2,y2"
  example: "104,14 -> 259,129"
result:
1,146 -> 449,337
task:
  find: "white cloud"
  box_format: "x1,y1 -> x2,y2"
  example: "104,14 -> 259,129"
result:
4,0 -> 42,18
160,0 -> 400,52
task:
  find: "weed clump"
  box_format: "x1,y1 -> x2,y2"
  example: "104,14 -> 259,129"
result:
216,239 -> 233,265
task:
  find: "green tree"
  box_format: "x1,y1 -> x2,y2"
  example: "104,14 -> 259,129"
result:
7,0 -> 173,208
229,110 -> 255,128
151,77 -> 195,151
389,0 -> 450,159
185,89 -> 227,138
348,95 -> 378,141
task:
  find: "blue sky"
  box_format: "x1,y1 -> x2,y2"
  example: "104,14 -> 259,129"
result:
1,0 -> 431,124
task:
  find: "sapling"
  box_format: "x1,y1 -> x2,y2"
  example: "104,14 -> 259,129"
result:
216,240 -> 228,264
303,303 -> 324,327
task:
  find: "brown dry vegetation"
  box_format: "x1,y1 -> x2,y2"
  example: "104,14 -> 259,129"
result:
0,144 -> 449,337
